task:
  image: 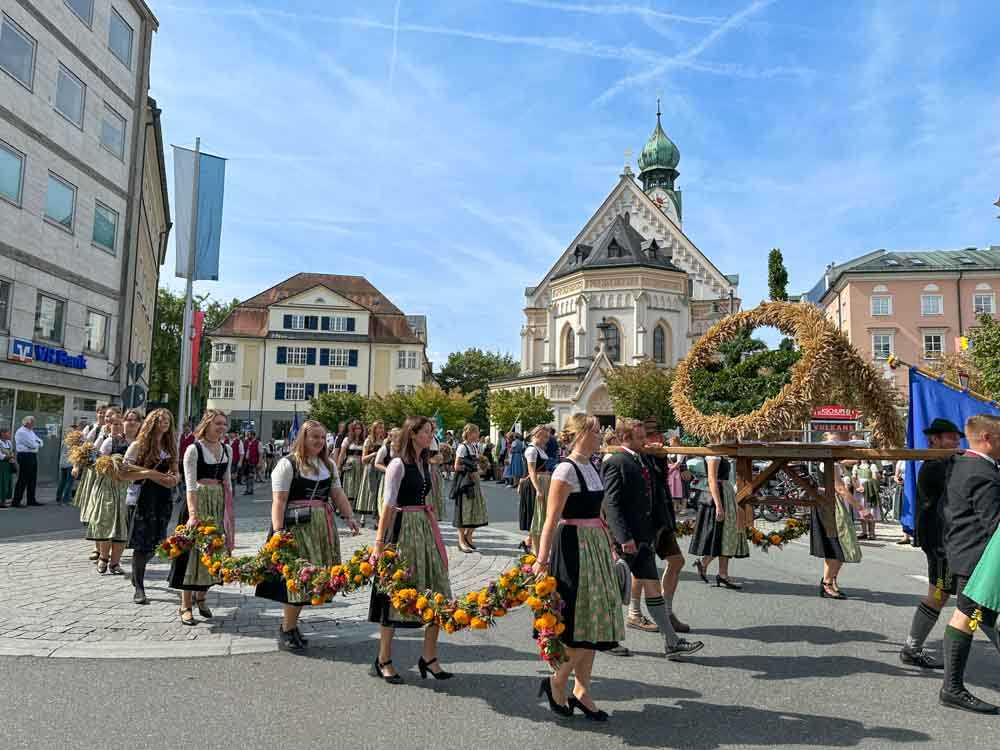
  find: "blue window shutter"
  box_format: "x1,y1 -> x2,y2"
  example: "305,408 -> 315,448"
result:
319,348 -> 330,367
347,384 -> 358,394
321,316 -> 330,331
306,315 -> 318,330
306,348 -> 317,365
275,382 -> 285,400
276,346 -> 287,364
346,317 -> 356,332
283,314 -> 292,329
305,383 -> 315,399
348,349 -> 359,367
318,384 -> 329,395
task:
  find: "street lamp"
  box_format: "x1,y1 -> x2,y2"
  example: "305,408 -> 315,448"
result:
241,381 -> 254,430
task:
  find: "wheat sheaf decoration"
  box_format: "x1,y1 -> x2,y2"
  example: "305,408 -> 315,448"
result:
671,302 -> 904,447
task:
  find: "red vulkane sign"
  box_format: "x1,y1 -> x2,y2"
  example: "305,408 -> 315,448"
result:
811,406 -> 861,421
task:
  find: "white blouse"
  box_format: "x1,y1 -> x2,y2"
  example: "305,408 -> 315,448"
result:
552,458 -> 603,493
456,442 -> 480,459
271,456 -> 340,493
382,457 -> 429,508
183,440 -> 232,491
524,445 -> 548,465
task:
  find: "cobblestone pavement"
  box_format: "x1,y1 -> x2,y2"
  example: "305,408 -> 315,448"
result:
0,519 -> 523,659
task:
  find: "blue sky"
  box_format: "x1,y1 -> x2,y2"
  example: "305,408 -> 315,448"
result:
151,0 -> 1000,366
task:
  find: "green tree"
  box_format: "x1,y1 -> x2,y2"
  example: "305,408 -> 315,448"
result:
604,360 -> 676,430
968,314 -> 1000,398
691,348 -> 801,418
148,288 -> 239,418
307,392 -> 369,432
365,392 -> 412,430
487,389 -> 554,434
408,384 -> 475,431
716,326 -> 768,368
768,248 -> 789,302
436,348 -> 520,430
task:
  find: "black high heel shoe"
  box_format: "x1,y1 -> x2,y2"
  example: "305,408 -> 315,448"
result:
418,657 -> 453,680
820,579 -> 847,600
715,575 -> 742,590
538,678 -> 572,717
569,696 -> 609,722
370,658 -> 404,684
694,559 -> 709,584
518,540 -> 531,554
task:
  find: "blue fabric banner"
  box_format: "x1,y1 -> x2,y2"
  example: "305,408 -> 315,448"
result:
174,146 -> 227,281
901,367 -> 1000,533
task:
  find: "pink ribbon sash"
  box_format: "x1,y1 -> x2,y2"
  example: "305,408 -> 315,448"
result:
199,479 -> 236,552
288,498 -> 335,546
398,504 -> 449,571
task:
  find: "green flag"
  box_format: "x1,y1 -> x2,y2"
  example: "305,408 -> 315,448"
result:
433,410 -> 445,441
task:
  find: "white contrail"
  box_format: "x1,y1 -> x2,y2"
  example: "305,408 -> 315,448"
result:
506,0 -> 723,25
389,0 -> 401,90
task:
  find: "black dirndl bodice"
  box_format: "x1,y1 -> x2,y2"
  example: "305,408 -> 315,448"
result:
128,456 -> 173,554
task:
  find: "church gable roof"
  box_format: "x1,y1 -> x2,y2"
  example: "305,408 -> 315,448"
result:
552,211 -> 682,280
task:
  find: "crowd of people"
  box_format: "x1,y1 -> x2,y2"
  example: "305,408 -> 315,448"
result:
3,403 -> 1000,720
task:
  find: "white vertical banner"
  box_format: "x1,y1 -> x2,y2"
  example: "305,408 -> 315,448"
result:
174,145 -> 227,281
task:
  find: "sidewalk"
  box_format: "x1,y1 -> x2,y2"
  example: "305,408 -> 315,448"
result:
0,519 -> 522,659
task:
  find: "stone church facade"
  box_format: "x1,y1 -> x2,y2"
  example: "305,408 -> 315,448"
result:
490,108 -> 740,432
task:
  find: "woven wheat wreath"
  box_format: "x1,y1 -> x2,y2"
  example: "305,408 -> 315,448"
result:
670,302 -> 904,447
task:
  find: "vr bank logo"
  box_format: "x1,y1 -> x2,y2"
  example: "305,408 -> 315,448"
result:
8,338 -> 87,370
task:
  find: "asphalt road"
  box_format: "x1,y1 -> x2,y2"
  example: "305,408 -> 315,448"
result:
3,479 -> 999,750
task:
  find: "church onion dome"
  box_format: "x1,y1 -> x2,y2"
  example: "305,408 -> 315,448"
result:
637,105 -> 679,174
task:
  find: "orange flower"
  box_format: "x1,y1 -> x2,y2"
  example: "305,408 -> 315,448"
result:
493,608 -> 507,617
538,612 -> 557,629
415,596 -> 428,610
310,597 -> 321,606
422,608 -> 435,622
470,617 -> 489,630
526,596 -> 544,611
392,570 -> 405,582
769,534 -> 782,545
359,562 -> 374,577
555,623 -> 566,635
353,575 -> 363,584
452,609 -> 470,626
383,549 -> 396,559
444,622 -> 456,634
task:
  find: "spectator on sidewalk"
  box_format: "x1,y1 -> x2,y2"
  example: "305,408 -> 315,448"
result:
0,428 -> 14,507
13,416 -> 43,507
56,424 -> 79,504
244,431 -> 261,494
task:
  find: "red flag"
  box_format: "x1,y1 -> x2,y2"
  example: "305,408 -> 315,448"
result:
191,310 -> 205,385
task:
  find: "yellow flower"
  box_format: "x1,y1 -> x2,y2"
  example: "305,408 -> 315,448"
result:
444,622 -> 456,634
477,591 -> 490,606
353,574 -> 363,584
505,568 -> 519,578
383,549 -> 396,559
499,576 -> 510,588
769,534 -> 782,545
271,553 -> 280,564
434,593 -> 446,605
522,554 -> 537,565
311,597 -> 321,606
415,596 -> 428,610
786,519 -> 798,528
286,580 -> 298,592
470,617 -> 489,630
422,608 -> 435,622
392,570 -> 405,582
493,608 -> 507,617
203,526 -> 217,535
535,612 -> 557,630
465,592 -> 479,605
555,623 -> 566,635
359,562 -> 374,577
516,590 -> 530,603
453,609 -> 470,626
330,565 -> 343,576
526,596 -> 544,611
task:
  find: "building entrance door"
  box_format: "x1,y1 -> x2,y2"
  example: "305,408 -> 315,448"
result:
14,390 -> 65,485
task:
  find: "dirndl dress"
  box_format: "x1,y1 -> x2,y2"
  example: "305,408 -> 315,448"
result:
688,459 -> 749,559
809,497 -> 862,563
127,457 -> 174,554
429,458 -> 445,519
354,441 -> 381,515
86,472 -> 130,542
75,465 -> 97,521
452,442 -> 488,529
550,460 -> 624,650
256,460 -> 341,606
369,459 -> 452,627
856,473 -> 881,521
168,443 -> 231,592
518,479 -> 535,532
342,445 -> 364,507
529,473 -> 552,546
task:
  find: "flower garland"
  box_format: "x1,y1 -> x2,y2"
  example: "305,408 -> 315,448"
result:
746,517 -> 809,552
156,518 -> 567,665
674,519 -> 696,538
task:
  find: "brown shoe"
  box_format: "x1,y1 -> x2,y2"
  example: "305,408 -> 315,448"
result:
627,615 -> 660,633
670,614 -> 691,634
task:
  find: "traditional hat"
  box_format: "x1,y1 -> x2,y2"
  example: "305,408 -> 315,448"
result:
922,418 -> 964,437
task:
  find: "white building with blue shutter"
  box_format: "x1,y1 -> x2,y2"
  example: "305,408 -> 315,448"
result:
206,273 -> 429,440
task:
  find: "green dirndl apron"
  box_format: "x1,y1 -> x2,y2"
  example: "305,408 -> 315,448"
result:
962,527 -> 1000,611
85,473 -> 130,542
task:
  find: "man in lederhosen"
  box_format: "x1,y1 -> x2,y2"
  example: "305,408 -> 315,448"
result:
900,418 -> 963,669
939,415 -> 1000,714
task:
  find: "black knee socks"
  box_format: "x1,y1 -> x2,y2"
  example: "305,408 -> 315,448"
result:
905,601 -> 941,651
132,551 -> 150,589
943,625 -> 973,693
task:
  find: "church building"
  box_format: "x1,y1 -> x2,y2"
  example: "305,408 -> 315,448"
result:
489,107 -> 740,431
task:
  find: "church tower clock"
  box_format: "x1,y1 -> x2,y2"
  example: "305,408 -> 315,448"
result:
638,101 -> 682,225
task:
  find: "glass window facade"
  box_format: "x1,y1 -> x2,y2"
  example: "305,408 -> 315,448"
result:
0,15 -> 35,89
55,65 -> 86,127
45,174 -> 76,231
0,140 -> 24,204
108,9 -> 133,68
100,104 -> 126,159
34,294 -> 64,343
92,202 -> 118,252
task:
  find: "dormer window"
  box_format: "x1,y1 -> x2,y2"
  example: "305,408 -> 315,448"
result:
608,240 -> 621,259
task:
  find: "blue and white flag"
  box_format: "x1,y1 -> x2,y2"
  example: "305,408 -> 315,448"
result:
287,408 -> 300,444
901,367 -> 1000,533
174,145 -> 226,281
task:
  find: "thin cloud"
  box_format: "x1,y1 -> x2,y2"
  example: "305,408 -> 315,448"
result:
505,0 -> 724,25
389,0 -> 401,89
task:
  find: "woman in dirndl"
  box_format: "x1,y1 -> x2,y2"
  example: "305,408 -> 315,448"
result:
257,420 -> 359,650
338,420 -> 366,515
427,437 -> 446,519
533,414 -> 624,720
452,423 -> 489,553
76,406 -> 111,561
509,433 -> 527,489
525,425 -> 552,554
169,409 -> 235,626
354,421 -> 385,527
369,416 -> 453,684
852,459 -> 881,540
810,434 -> 863,600
375,428 -> 400,517
689,453 -> 749,589
87,408 -> 142,575
123,409 -> 179,604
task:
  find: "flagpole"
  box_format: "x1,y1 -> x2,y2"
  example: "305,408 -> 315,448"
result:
887,355 -> 998,406
178,137 -> 201,443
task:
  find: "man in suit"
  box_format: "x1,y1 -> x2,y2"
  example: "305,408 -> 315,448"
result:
940,414 -> 1000,714
603,418 -> 703,660
901,418 -> 963,669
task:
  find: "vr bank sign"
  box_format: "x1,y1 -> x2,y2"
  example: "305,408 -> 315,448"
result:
8,338 -> 87,370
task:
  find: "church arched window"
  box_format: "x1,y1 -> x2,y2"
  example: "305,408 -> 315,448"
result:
606,322 -> 621,362
563,325 -> 575,366
653,325 -> 667,364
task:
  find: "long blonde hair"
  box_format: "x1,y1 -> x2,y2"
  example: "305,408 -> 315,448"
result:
194,409 -> 228,441
290,420 -> 335,474
133,409 -> 177,468
559,414 -> 600,448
